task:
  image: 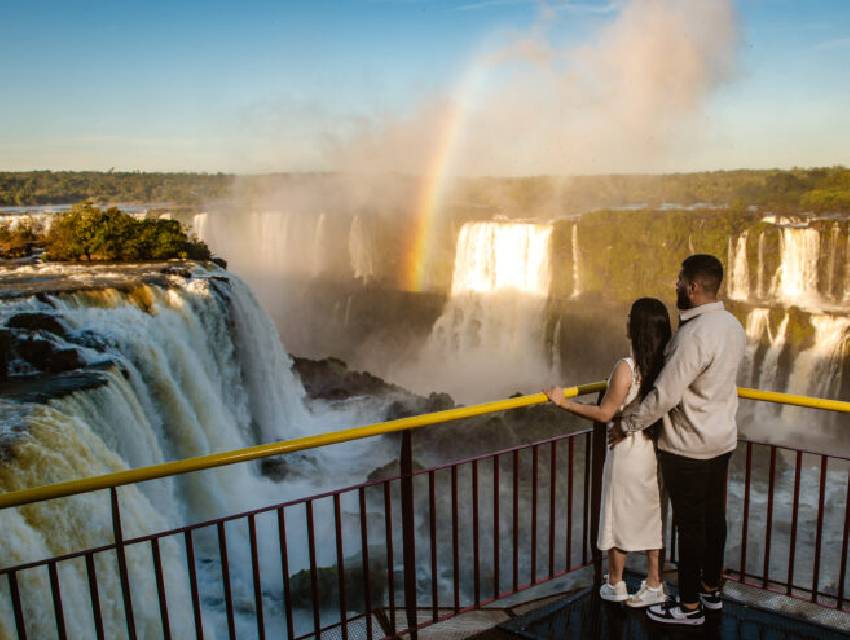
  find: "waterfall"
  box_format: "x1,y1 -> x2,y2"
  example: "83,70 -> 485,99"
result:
398,222 -> 553,402
0,271 -> 367,638
827,223 -> 840,299
756,232 -> 765,299
727,233 -> 749,301
348,215 -> 374,283
741,307 -> 770,387
781,315 -> 850,431
571,224 -> 581,298
773,227 -> 820,303
192,212 -> 209,241
845,225 -> 850,302
312,213 -> 327,278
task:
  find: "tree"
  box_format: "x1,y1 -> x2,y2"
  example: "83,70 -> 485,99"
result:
44,202 -> 211,262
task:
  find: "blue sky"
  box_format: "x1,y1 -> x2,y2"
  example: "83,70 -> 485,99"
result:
1,0 -> 849,173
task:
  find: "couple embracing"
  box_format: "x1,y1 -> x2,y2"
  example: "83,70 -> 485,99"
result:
545,254 -> 746,627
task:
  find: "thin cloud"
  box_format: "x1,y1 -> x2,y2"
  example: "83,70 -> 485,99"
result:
814,36 -> 850,51
454,0 -> 619,13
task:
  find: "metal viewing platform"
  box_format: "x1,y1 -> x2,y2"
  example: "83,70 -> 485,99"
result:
1,383 -> 850,639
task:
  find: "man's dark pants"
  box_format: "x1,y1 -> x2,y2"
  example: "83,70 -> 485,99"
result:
658,450 -> 732,605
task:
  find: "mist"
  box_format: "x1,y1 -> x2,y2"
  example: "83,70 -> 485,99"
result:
327,0 -> 739,177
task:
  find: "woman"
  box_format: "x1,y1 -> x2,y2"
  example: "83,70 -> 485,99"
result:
544,297 -> 671,607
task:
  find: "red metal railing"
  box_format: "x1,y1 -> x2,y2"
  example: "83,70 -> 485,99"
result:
2,393 -> 850,638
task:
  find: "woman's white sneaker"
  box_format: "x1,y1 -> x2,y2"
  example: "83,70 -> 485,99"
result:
626,580 -> 666,608
599,577 -> 629,602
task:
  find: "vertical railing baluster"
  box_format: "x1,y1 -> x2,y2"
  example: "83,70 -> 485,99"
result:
149,539 -> 171,640
277,508 -> 295,640
8,571 -> 27,640
111,487 -> 137,640
566,436 -> 574,572
306,500 -> 321,638
838,466 -> 850,611
512,449 -> 519,593
740,442 -> 752,584
762,446 -> 777,588
451,464 -> 460,612
583,431 -> 591,565
472,458 -> 480,607
788,450 -> 802,596
184,529 -> 204,640
493,454 -> 500,600
428,471 -> 438,622
813,455 -> 828,604
400,431 -> 418,639
248,514 -> 266,639
85,553 -> 105,640
383,481 -> 396,632
531,444 -> 538,585
334,494 -> 349,640
48,562 -> 67,640
217,522 -> 236,640
548,441 -> 557,579
589,391 -> 607,586
358,489 -> 373,639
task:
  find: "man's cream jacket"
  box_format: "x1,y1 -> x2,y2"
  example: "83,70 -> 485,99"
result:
621,301 -> 746,460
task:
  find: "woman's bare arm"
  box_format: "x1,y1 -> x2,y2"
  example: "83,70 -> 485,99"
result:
544,360 -> 633,423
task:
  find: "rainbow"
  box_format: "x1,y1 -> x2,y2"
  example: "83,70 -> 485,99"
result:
403,63 -> 484,291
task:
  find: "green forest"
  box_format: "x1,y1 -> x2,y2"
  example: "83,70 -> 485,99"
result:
2,167 -> 850,213
0,171 -> 233,206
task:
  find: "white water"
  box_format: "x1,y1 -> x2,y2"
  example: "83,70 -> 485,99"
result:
348,215 -> 375,283
395,222 -> 554,402
782,315 -> 850,430
845,224 -> 850,302
828,223 -> 841,299
773,227 -> 820,303
571,224 -> 581,298
756,231 -> 765,299
727,233 -> 749,301
0,271 -> 391,639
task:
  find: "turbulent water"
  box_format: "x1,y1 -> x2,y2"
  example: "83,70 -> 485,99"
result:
394,221 -> 556,402
0,267 -> 393,639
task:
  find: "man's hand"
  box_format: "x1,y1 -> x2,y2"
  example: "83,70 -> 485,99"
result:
544,387 -> 564,407
608,419 -> 627,448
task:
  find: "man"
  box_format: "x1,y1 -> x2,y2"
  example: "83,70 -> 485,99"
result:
611,254 -> 746,626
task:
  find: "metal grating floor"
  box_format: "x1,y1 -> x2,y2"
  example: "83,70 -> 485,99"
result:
497,572 -> 850,640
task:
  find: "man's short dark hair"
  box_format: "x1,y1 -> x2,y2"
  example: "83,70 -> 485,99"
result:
681,254 -> 723,295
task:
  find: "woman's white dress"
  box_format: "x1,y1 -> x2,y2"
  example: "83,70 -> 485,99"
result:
597,357 -> 664,551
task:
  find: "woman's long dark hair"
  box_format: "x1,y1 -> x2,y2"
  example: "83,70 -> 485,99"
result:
628,298 -> 672,438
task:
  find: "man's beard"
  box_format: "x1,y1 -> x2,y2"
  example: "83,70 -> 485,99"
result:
676,288 -> 692,310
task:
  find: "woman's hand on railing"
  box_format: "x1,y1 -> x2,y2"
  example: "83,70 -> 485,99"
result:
544,387 -> 566,408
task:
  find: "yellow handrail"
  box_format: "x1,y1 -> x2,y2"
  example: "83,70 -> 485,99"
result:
1,381 -> 848,510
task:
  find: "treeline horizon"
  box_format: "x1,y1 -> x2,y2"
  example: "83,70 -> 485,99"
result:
2,166 -> 850,214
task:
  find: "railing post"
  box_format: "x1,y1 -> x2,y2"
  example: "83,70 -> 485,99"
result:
589,392 -> 607,587
401,430 -> 418,639
111,487 -> 137,640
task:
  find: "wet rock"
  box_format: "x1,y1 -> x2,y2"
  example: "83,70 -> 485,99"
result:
0,368 -> 110,403
211,256 -> 228,269
384,392 -> 455,421
260,452 -> 321,481
7,312 -> 67,338
160,266 -> 193,278
366,457 -> 425,482
292,355 -> 403,400
0,330 -> 10,382
287,551 -> 387,609
16,338 -> 84,373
